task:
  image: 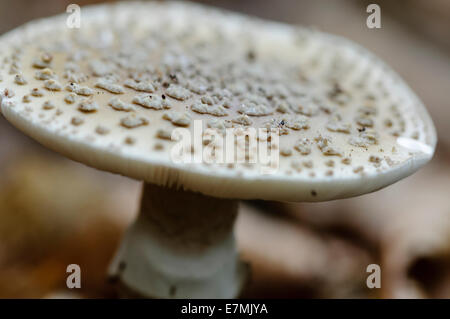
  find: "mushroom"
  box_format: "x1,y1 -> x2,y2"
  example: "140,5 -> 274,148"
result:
0,2 -> 437,298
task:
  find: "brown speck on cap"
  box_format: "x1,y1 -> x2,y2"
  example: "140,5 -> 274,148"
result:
66,83 -> 94,96
290,160 -> 302,172
369,155 -> 382,164
40,52 -> 53,63
284,115 -> 310,130
78,98 -> 98,113
163,111 -> 191,127
349,130 -> 379,147
238,100 -> 273,116
32,56 -> 51,69
315,135 -> 342,157
124,136 -> 136,145
191,102 -> 228,117
31,88 -> 44,97
156,128 -> 173,140
14,74 -> 27,85
326,118 -> 351,134
133,94 -> 171,110
22,95 -> 31,103
232,114 -> 253,126
42,100 -> 54,110
165,84 -> 191,101
95,125 -> 110,135
95,78 -> 125,94
3,88 -> 15,98
280,147 -> 292,157
353,166 -> 364,174
294,138 -> 311,155
124,79 -> 156,93
44,79 -> 62,91
35,68 -> 56,81
109,97 -> 134,112
71,117 -> 84,126
341,157 -> 352,165
64,93 -> 77,104
355,116 -> 374,128
120,115 -> 149,129
303,160 -> 313,169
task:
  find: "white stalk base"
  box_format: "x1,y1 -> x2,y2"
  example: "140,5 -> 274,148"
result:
109,183 -> 248,298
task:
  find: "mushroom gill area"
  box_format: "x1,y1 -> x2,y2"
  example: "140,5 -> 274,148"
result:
0,2 -> 434,183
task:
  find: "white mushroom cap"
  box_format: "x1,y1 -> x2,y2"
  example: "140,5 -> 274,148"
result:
0,1 -> 436,202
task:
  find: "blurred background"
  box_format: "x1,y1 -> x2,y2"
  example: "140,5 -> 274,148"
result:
0,0 -> 449,298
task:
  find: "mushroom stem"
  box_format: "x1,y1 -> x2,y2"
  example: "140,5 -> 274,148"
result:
109,183 -> 248,298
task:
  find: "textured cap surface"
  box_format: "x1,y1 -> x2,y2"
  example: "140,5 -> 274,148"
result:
0,1 -> 436,201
